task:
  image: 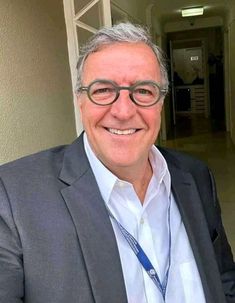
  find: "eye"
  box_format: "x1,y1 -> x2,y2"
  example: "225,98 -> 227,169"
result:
92,87 -> 114,95
89,82 -> 117,102
90,82 -> 117,98
135,88 -> 153,95
134,86 -> 155,97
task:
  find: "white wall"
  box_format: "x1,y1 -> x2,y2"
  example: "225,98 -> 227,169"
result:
228,7 -> 235,144
224,1 -> 235,144
0,0 -> 76,164
111,0 -> 149,23
164,16 -> 223,33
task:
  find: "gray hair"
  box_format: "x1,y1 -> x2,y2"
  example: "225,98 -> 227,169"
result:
75,22 -> 169,93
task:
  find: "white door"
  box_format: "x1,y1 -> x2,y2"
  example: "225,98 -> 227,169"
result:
63,0 -> 112,134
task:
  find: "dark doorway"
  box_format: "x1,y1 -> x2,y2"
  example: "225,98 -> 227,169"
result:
166,27 -> 226,139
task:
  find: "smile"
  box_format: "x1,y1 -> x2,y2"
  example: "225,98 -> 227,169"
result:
107,128 -> 137,135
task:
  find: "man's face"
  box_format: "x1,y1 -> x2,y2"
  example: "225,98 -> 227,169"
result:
78,42 -> 164,174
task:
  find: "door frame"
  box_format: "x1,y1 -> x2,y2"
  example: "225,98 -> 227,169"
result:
63,0 -> 112,134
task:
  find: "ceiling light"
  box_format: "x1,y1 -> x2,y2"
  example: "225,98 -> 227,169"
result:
181,7 -> 204,17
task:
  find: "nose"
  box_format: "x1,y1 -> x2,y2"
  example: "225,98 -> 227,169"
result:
109,90 -> 137,120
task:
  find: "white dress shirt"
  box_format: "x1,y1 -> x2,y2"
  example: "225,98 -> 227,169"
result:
83,133 -> 206,303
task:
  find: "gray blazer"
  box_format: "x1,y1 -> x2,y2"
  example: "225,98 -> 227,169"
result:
0,134 -> 234,303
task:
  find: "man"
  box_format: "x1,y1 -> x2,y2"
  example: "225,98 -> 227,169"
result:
0,23 -> 234,303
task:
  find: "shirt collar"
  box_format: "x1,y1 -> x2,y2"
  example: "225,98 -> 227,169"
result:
83,132 -> 171,203
149,145 -> 171,198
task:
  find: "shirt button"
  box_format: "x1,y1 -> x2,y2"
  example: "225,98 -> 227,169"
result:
140,218 -> 144,224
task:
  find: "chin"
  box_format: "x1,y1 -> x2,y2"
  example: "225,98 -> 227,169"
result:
105,154 -> 142,169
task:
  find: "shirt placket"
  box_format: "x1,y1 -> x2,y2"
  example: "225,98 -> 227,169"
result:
138,210 -> 164,303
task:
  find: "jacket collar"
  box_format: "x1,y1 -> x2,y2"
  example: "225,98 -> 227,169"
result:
59,133 -> 89,185
59,133 -> 128,303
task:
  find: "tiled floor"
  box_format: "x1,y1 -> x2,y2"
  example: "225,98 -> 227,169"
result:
161,114 -> 235,255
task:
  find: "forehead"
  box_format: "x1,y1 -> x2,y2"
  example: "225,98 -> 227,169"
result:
82,42 -> 161,83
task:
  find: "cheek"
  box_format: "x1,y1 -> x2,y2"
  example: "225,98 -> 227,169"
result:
145,105 -> 162,129
78,98 -> 108,129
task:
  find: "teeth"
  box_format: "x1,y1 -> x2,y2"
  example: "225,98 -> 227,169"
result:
108,128 -> 136,135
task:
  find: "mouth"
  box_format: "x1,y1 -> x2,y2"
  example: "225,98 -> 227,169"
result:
106,128 -> 139,135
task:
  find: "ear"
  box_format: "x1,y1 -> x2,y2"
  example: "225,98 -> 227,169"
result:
76,94 -> 83,119
158,98 -> 164,109
77,93 -> 82,108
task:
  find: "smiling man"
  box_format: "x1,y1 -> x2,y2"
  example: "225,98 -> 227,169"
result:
78,42 -> 165,202
0,23 -> 234,303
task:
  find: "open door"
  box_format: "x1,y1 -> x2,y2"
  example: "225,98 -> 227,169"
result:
169,39 -> 209,137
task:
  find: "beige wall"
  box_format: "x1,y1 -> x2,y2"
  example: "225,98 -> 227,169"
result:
0,0 -> 76,164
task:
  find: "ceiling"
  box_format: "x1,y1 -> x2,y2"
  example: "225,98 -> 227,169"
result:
153,0 -> 230,23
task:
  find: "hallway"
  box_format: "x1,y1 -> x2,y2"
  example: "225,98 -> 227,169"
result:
161,115 -> 235,254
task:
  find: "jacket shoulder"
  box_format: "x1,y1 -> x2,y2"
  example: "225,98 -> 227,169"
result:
158,146 -> 208,172
0,145 -> 67,181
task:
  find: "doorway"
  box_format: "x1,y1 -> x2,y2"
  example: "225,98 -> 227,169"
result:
166,27 -> 226,139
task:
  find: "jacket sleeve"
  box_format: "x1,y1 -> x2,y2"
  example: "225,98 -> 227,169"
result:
0,178 -> 24,303
208,170 -> 235,303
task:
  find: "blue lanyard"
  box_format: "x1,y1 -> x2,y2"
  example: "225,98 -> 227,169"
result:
106,197 -> 171,301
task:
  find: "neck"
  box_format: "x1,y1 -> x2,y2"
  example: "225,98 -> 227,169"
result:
112,159 -> 153,204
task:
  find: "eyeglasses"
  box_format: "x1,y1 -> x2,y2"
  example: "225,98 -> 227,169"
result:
78,79 -> 167,107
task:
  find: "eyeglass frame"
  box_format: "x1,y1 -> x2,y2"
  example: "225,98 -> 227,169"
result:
77,79 -> 168,107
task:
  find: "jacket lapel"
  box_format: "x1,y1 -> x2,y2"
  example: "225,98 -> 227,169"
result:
59,135 -> 127,303
58,137 -> 226,303
167,161 -> 226,303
